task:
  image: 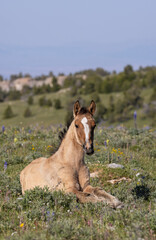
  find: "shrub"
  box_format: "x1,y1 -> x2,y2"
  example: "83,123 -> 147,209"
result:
8,90 -> 21,100
3,105 -> 14,119
39,96 -> 47,106
46,99 -> 52,107
38,96 -> 52,107
27,96 -> 34,105
95,103 -> 107,122
24,107 -> 32,117
150,87 -> 156,101
91,92 -> 100,103
52,77 -> 60,92
54,99 -> 61,109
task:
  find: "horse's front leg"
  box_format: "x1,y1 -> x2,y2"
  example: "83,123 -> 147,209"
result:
83,185 -> 123,208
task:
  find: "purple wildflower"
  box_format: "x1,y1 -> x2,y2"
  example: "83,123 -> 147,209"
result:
4,161 -> 7,171
134,111 -> 137,120
2,126 -> 5,132
104,141 -> 107,147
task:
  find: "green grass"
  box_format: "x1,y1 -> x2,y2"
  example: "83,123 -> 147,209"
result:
0,125 -> 155,239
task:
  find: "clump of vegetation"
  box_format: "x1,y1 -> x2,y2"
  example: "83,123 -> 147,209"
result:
8,90 -> 21,100
150,86 -> 156,101
27,96 -> 34,105
24,107 -> 32,117
38,96 -> 52,107
3,105 -> 14,118
54,99 -> 61,109
52,77 -> 60,92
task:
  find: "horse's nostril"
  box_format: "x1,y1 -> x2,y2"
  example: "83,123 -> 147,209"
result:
86,148 -> 94,155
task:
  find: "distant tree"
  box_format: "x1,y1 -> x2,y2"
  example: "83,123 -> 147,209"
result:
58,73 -> 65,76
24,107 -> 32,117
8,90 -> 21,100
38,96 -> 52,107
22,85 -> 31,95
44,84 -> 52,93
39,96 -> 47,106
85,75 -> 102,94
150,86 -> 156,101
54,99 -> 61,109
0,75 -> 3,81
124,65 -> 133,75
91,92 -> 100,103
145,69 -> 156,87
70,86 -> 78,97
46,99 -> 52,107
10,74 -> 17,81
95,68 -> 110,76
85,82 -> 95,94
27,96 -> 34,105
0,88 -> 7,102
52,77 -> 60,92
3,105 -> 14,119
24,73 -> 31,78
18,72 -> 23,78
49,71 -> 53,77
123,86 -> 143,108
100,78 -> 112,93
63,76 -> 76,88
95,103 -> 107,122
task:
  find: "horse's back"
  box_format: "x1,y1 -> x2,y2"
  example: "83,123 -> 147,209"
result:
20,157 -> 48,194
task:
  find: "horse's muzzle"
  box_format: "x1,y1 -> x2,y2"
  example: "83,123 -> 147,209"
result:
86,149 -> 94,155
83,143 -> 94,155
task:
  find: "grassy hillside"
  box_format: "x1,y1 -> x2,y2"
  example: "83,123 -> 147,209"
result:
0,88 -> 154,128
0,126 -> 155,239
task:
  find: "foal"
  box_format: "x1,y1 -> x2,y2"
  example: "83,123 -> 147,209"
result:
20,100 -> 122,208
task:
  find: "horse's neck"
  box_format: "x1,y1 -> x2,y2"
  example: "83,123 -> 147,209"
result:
58,122 -> 85,166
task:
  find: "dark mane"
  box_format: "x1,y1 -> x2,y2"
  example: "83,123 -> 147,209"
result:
59,127 -> 68,142
58,114 -> 73,143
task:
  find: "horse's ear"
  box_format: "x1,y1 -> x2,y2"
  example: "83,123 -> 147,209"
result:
88,100 -> 96,115
73,100 -> 81,117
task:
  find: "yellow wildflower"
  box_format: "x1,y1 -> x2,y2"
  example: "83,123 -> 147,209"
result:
32,147 -> 35,150
14,138 -> 18,143
47,145 -> 52,149
20,223 -> 24,228
106,139 -> 109,145
97,149 -> 100,152
120,152 -> 123,155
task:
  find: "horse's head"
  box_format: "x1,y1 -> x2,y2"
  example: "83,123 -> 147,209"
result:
73,100 -> 96,155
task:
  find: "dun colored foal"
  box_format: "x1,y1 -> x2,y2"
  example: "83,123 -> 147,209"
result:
20,100 -> 122,208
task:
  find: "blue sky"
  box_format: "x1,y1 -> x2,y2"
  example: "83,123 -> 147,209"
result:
0,0 -> 156,78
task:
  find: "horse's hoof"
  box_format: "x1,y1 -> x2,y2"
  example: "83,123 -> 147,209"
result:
111,199 -> 124,209
116,202 -> 124,209
114,201 -> 124,209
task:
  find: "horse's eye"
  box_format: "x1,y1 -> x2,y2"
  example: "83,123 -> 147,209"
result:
75,124 -> 79,128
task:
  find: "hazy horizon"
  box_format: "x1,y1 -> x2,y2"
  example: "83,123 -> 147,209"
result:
0,0 -> 156,78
